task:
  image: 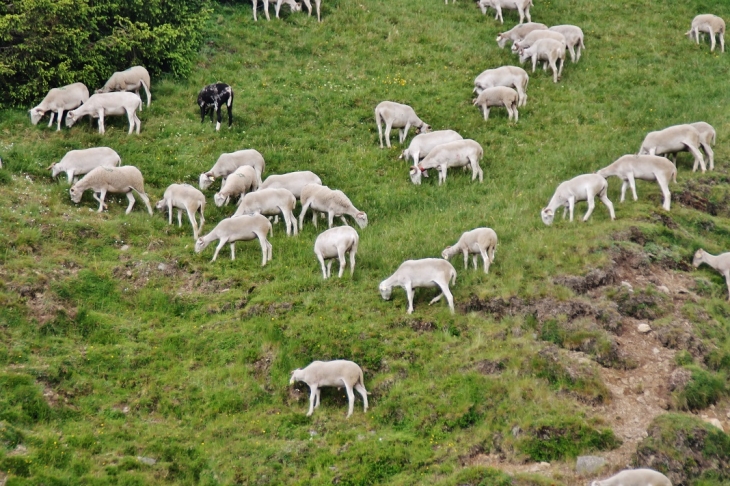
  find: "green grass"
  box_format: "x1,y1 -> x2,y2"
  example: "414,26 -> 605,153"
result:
1,0 -> 730,483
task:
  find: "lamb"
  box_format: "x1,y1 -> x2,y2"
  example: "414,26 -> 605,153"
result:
379,259 -> 457,314
252,0 -> 300,21
259,171 -> 322,199
549,25 -> 585,62
596,155 -> 676,211
300,0 -> 322,21
214,165 -> 259,207
496,22 -> 547,49
289,360 -> 368,418
541,173 -> 615,225
473,66 -> 529,107
638,124 -> 706,172
478,0 -> 532,24
590,468 -> 672,486
97,66 -> 151,109
69,166 -> 153,215
409,139 -> 484,186
399,130 -> 464,165
686,14 -> 725,53
29,82 -> 89,131
65,92 -> 142,135
199,149 -> 265,191
693,249 -> 730,300
233,188 -> 298,236
519,38 -> 566,83
155,183 -> 206,240
473,86 -> 519,122
442,228 -> 498,274
374,101 -> 431,149
314,226 -> 359,278
195,214 -> 273,265
197,83 -> 233,131
299,184 -> 368,229
48,147 -> 121,184
512,29 -> 566,55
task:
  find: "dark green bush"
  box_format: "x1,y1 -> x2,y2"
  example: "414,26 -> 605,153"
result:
519,418 -> 620,462
678,367 -> 727,410
0,0 -> 210,107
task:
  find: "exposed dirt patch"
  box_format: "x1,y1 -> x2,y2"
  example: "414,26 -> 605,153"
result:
473,359 -> 505,376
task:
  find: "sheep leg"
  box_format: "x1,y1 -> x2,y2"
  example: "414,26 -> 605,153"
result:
275,0 -> 282,18
400,123 -> 411,144
438,165 -> 447,185
599,192 -> 616,220
620,180 -> 628,202
524,6 -> 530,22
315,388 -> 321,408
482,104 -> 490,121
405,282 -> 415,314
562,205 -> 569,220
328,211 -> 335,229
263,0 -> 271,20
435,280 -> 455,314
657,176 -> 671,211
124,192 -> 137,214
429,292 -> 444,305
211,238 -> 228,262
349,247 -> 356,277
177,209 -> 183,227
550,59 -> 559,83
724,271 -> 730,301
298,200 -> 312,229
720,32 -> 725,53
568,196 -> 576,222
316,252 -> 327,279
462,249 -> 469,270
355,383 -> 368,412
307,385 -> 318,416
384,121 -> 393,148
316,0 -> 321,21
256,233 -> 270,266
55,109 -> 64,131
47,111 -> 55,128
531,55 -> 538,73
197,207 -> 205,236
376,115 -> 384,148
568,44 -> 576,63
132,110 -> 141,135
694,27 -> 700,44
627,173 -> 638,201
93,189 -> 108,212
326,260 -> 333,278
700,142 -> 715,170
517,6 -> 524,24
495,6 -> 503,24
472,254 -> 478,270
185,207 -> 199,239
339,216 -> 349,227
97,110 -> 105,135
230,243 -> 236,261
686,143 -> 706,172
215,102 -> 222,132
280,208 -> 292,236
337,247 -> 347,278
709,28 -> 716,52
66,169 -> 75,185
302,0 -> 312,15
344,382 -> 355,418
582,192 -> 596,222
481,249 -> 490,273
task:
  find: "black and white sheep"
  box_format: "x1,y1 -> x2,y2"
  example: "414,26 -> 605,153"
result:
197,83 -> 233,131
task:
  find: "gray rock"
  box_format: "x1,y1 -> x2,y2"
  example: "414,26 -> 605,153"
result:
637,323 -> 652,333
120,245 -> 130,252
157,263 -> 168,271
657,285 -> 670,294
576,455 -> 606,474
137,456 -> 156,465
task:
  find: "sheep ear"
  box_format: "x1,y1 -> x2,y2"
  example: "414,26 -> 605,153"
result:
46,163 -> 55,171
208,175 -> 215,181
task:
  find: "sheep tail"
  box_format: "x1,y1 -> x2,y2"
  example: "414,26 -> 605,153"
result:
580,35 -> 585,49
129,186 -> 150,202
672,168 -> 677,184
450,269 -> 457,285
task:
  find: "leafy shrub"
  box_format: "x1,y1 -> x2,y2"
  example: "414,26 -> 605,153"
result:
676,367 -> 727,410
519,418 -> 620,462
0,373 -> 52,425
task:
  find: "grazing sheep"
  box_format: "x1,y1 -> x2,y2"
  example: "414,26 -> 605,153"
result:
374,101 -> 431,148
259,171 -> 323,199
289,360 -> 368,418
473,66 -> 529,107
301,0 -> 322,21
549,25 -> 585,62
314,226 -> 359,278
233,188 -> 298,236
409,139 -> 483,185
590,468 -> 672,486
399,130 -> 464,165
519,38 -> 566,83
214,165 -> 258,207
199,149 -> 265,191
512,29 -> 566,55
29,82 -> 89,131
541,173 -> 615,225
496,22 -> 548,49
299,184 -> 368,229
197,83 -> 233,131
97,66 -> 151,109
596,155 -> 676,211
686,14 -> 725,53
478,0 -> 532,24
48,147 -> 121,184
69,166 -> 153,215
671,122 -> 716,170
693,249 -> 730,300
379,259 -> 457,314
442,228 -> 498,274
65,92 -> 142,135
195,214 -> 273,265
155,183 -> 206,240
638,124 -> 706,172
473,86 -> 519,121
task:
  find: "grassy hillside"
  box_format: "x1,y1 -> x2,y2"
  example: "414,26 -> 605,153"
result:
1,0 -> 730,484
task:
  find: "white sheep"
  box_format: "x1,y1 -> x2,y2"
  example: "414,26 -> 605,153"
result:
519,38 -> 566,83
29,82 -> 89,131
478,0 -> 532,24
233,188 -> 298,236
473,86 -> 519,122
638,124 -> 706,172
69,166 -> 153,215
442,228 -> 498,274
65,92 -> 142,135
195,214 -> 273,265
314,226 -> 359,278
399,130 -> 464,165
409,139 -> 484,186
473,66 -> 529,107
214,165 -> 259,207
549,25 -> 585,62
374,101 -> 431,149
541,173 -> 615,225
299,184 -> 368,229
47,147 -> 121,184
512,29 -> 566,55
155,183 -> 206,240
97,66 -> 151,109
496,22 -> 547,49
252,0 -> 301,21
675,122 -> 716,170
379,258 -> 457,314
259,171 -> 322,199
199,149 -> 265,191
686,14 -> 725,53
596,155 -> 676,211
289,360 -> 368,418
590,468 -> 672,486
693,249 -> 730,300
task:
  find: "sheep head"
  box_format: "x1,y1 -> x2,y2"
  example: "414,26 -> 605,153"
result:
409,166 -> 422,185
154,199 -> 168,212
417,124 -> 432,134
213,192 -> 228,207
496,34 -> 508,49
355,211 -> 368,228
379,281 -> 392,300
29,108 -> 44,125
199,173 -> 215,190
289,369 -> 303,384
541,208 -> 555,226
692,249 -> 706,268
69,186 -> 83,203
441,246 -> 455,260
194,237 -> 209,254
65,111 -> 79,127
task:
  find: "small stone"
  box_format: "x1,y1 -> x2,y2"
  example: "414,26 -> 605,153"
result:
122,406 -> 130,414
126,271 -> 132,277
637,323 -> 652,334
539,462 -> 550,467
137,456 -> 156,465
512,426 -> 521,437
576,455 -> 606,474
703,418 -> 724,432
120,245 -> 130,251
657,285 -> 670,294
157,263 -> 168,271
309,430 -> 318,437
652,347 -> 660,355
621,281 -> 633,291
